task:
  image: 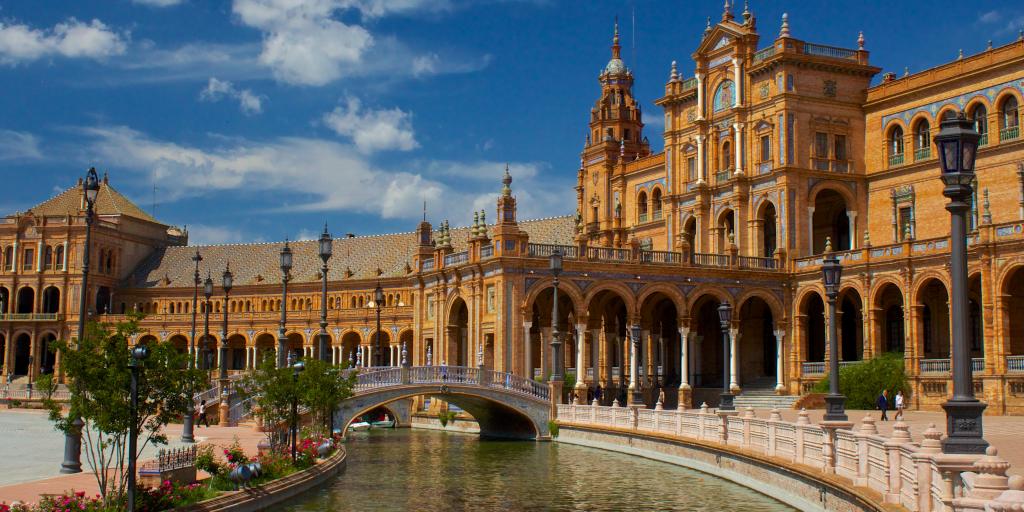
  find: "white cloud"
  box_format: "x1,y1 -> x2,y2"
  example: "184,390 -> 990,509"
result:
132,0 -> 184,6
187,224 -> 258,245
321,96 -> 418,153
0,18 -> 127,65
199,77 -> 264,115
74,125 -> 570,225
0,130 -> 43,161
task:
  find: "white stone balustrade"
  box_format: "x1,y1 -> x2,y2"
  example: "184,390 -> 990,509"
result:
556,404 -> 1024,511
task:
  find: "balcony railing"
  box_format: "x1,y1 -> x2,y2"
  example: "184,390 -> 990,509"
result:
812,157 -> 830,171
652,210 -> 663,221
979,133 -> 989,146
832,160 -> 849,173
914,147 -> 931,161
802,43 -> 858,60
443,251 -> 468,266
888,153 -> 904,167
1007,355 -> 1024,372
715,169 -> 731,184
528,243 -> 579,259
752,46 -> 776,64
919,358 -> 985,374
639,250 -> 681,264
586,246 -> 630,262
0,313 -> 59,321
480,245 -> 494,259
638,213 -> 648,223
802,362 -> 825,375
679,77 -> 697,90
693,252 -> 730,267
1001,126 -> 1020,142
737,256 -> 776,269
757,161 -> 772,175
421,257 -> 434,271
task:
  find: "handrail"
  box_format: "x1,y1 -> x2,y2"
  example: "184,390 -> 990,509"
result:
586,246 -> 630,262
639,250 -> 681,264
353,366 -> 549,402
802,42 -> 858,60
443,251 -> 469,266
693,253 -> 729,267
527,243 -> 579,259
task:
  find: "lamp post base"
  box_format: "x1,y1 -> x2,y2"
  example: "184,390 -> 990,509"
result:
628,388 -> 644,408
181,406 -> 196,443
823,394 -> 848,422
941,398 -> 989,454
59,417 -> 84,474
719,392 -> 735,411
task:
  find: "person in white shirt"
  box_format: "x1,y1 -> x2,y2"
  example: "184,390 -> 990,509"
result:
894,390 -> 905,421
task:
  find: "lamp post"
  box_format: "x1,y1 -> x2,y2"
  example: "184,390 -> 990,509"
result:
374,283 -> 384,367
549,250 -> 563,383
220,264 -> 232,382
126,344 -> 150,512
182,249 -> 202,443
290,357 -> 305,462
718,302 -> 735,411
629,324 -> 642,406
934,112 -> 989,454
202,273 -> 213,374
60,167 -> 99,474
822,238 -> 847,422
278,241 -> 293,368
318,226 -> 332,363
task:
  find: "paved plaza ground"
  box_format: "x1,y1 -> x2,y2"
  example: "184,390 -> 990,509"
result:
0,409 -> 264,504
0,406 -> 1020,505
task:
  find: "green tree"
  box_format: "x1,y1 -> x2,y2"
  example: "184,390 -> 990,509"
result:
34,373 -> 57,401
298,359 -> 355,438
240,355 -> 297,450
812,352 -> 910,409
44,314 -> 203,507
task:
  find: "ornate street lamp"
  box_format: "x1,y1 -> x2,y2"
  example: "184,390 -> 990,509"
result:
126,344 -> 150,512
278,241 -> 293,368
934,112 -> 988,454
549,250 -> 563,384
718,302 -> 735,411
822,238 -> 847,422
374,283 -> 384,367
182,249 -> 202,443
203,273 -> 213,373
61,167 -> 100,474
318,225 -> 333,363
290,357 -> 305,462
220,264 -> 233,382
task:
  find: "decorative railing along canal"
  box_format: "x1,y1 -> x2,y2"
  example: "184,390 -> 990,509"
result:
353,365 -> 550,402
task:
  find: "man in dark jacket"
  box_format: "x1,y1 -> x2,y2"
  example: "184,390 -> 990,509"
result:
877,390 -> 889,421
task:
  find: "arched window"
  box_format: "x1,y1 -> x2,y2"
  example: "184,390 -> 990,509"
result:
2,246 -> 10,271
652,188 -> 663,219
713,80 -> 735,112
913,119 -> 930,160
637,191 -> 648,222
721,140 -> 732,171
971,104 -> 989,145
43,246 -> 53,270
1001,96 -> 1019,141
889,125 -> 904,167
55,245 -> 64,270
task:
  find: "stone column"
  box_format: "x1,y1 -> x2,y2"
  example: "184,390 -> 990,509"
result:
730,327 -> 740,391
731,57 -> 741,107
679,326 -> 691,410
775,329 -> 785,393
367,345 -> 373,368
62,241 -> 68,271
574,323 -> 587,398
523,321 -> 532,378
733,122 -> 744,176
807,207 -> 815,255
696,135 -> 706,184
696,72 -> 704,119
628,332 -> 638,393
847,211 -> 858,249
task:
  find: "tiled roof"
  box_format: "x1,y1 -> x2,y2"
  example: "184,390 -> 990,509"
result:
126,216 -> 575,289
24,181 -> 161,224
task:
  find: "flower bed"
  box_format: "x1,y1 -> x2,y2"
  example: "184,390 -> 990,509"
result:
1,437 -> 343,512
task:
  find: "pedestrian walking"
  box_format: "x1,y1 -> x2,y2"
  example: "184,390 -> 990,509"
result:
894,390 -> 905,421
877,389 -> 889,421
595,384 -> 603,403
198,399 -> 209,428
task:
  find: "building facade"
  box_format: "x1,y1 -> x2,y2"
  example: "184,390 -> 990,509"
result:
3,5 -> 1024,414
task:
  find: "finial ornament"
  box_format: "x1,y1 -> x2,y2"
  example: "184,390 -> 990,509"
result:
502,164 -> 512,196
987,40 -> 993,51
863,229 -> 870,247
904,223 -> 913,240
857,31 -> 864,50
479,210 -> 486,232
824,236 -> 833,253
670,60 -> 678,81
620,137 -> 625,157
903,66 -> 909,77
742,0 -> 751,23
722,0 -> 733,21
472,211 -> 480,236
728,230 -> 735,245
983,188 -> 992,225
779,13 -> 790,38
705,16 -> 712,34
958,49 -> 964,60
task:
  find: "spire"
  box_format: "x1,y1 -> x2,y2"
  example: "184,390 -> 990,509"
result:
472,210 -> 480,237
502,164 -> 512,196
742,0 -> 752,24
479,210 -> 486,232
705,16 -> 712,35
857,31 -> 864,51
779,13 -> 790,38
611,17 -> 621,60
422,200 -> 427,222
722,0 -> 733,21
669,60 -> 678,82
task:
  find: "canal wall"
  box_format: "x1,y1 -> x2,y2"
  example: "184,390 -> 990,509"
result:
411,413 -> 481,434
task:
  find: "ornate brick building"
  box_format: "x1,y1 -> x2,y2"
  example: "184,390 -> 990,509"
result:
3,6 -> 1024,414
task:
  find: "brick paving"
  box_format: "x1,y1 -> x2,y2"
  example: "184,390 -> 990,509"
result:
0,410 -> 265,505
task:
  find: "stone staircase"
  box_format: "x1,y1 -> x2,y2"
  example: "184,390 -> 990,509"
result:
733,378 -> 800,410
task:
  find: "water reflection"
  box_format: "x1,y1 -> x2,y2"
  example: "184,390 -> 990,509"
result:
274,429 -> 795,512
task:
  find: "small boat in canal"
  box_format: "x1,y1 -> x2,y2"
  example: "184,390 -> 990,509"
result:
348,421 -> 371,432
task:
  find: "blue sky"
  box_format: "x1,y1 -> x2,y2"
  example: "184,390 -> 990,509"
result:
0,0 -> 1021,245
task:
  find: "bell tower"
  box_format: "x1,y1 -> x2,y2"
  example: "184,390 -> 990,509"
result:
578,20 -> 649,247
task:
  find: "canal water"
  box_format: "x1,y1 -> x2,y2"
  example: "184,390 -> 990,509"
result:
274,429 -> 796,511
